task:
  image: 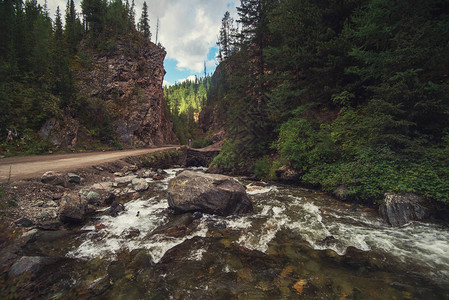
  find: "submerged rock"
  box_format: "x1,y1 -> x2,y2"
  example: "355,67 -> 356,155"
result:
379,193 -> 432,226
167,171 -> 253,216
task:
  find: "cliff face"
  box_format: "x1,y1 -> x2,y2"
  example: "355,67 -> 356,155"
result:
73,37 -> 176,147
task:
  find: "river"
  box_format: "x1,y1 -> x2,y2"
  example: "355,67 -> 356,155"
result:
16,167 -> 449,299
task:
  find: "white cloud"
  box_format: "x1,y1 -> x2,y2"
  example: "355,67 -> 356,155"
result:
42,1 -> 239,73
177,75 -> 197,84
163,80 -> 171,87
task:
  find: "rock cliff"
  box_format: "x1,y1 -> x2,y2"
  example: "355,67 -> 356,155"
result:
40,35 -> 177,149
76,37 -> 177,147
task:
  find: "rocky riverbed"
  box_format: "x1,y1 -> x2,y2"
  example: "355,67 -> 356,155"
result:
1,150 -> 449,299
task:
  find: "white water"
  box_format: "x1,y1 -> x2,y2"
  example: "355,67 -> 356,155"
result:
68,169 -> 449,283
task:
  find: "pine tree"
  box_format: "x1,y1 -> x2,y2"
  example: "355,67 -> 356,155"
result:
138,1 -> 150,39
216,11 -> 236,62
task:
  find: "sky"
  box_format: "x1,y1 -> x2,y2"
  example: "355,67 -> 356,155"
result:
40,0 -> 240,86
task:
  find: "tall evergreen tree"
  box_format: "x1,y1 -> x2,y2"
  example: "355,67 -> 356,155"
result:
138,1 -> 150,39
216,11 -> 236,62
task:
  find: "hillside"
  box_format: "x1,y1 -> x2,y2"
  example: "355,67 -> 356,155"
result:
204,0 -> 449,205
0,0 -> 176,155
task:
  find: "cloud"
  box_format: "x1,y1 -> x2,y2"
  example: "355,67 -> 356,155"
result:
163,80 -> 171,87
177,75 -> 197,84
42,0 -> 240,73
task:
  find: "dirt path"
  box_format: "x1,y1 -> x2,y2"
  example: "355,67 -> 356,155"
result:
0,146 -> 179,182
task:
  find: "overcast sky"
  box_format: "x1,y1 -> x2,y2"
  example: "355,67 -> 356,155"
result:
40,0 -> 240,85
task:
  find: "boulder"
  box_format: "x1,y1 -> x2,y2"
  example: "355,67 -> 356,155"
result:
167,171 -> 253,216
115,175 -> 137,184
131,178 -> 149,191
333,185 -> 350,201
379,193 -> 433,226
59,193 -> 88,224
275,165 -> 301,183
41,171 -> 67,187
109,201 -> 125,217
66,173 -> 82,184
8,256 -> 60,278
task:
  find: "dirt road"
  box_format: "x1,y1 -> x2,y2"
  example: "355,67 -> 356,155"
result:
0,147 -> 178,182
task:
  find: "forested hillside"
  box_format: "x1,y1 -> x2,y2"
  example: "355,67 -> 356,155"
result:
164,76 -> 211,145
0,0 -> 172,154
209,0 -> 449,203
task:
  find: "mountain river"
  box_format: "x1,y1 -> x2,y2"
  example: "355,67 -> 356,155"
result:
17,168 -> 449,299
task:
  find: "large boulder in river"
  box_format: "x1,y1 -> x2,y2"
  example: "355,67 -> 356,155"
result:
379,193 -> 433,226
167,171 -> 253,216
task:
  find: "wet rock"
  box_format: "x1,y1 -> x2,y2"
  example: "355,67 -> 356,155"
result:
115,175 -> 137,184
152,173 -> 166,181
333,185 -> 350,201
167,170 -> 253,216
86,191 -> 101,204
379,193 -> 433,227
59,193 -> 88,224
124,228 -> 141,238
41,171 -> 67,187
131,178 -> 149,192
66,173 -> 81,184
206,164 -> 224,174
37,220 -> 62,230
109,201 -> 125,217
14,217 -> 34,227
275,165 -> 301,183
152,213 -> 195,237
8,256 -> 60,278
95,223 -> 107,230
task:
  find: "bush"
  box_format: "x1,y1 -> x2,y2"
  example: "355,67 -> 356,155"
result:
254,156 -> 271,180
191,138 -> 212,149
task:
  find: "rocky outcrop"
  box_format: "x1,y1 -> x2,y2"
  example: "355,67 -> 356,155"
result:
167,171 -> 253,216
41,35 -> 177,149
379,193 -> 433,226
38,115 -> 79,149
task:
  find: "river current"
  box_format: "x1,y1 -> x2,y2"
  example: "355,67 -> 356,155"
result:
60,167 -> 449,299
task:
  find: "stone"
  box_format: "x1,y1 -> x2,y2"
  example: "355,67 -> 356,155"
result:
333,185 -> 350,201
275,165 -> 301,183
379,193 -> 433,226
38,115 -> 79,150
131,178 -> 149,192
152,173 -> 166,181
91,182 -> 113,191
41,171 -> 67,187
59,193 -> 88,224
109,201 -> 125,217
86,191 -> 101,204
66,173 -> 82,184
14,217 -> 34,227
115,175 -> 138,184
8,256 -> 60,278
167,171 -> 253,216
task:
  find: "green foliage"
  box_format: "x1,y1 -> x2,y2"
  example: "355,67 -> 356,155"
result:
211,139 -> 241,172
164,76 -> 211,144
208,0 -> 449,203
191,138 -> 212,149
254,156 -> 271,180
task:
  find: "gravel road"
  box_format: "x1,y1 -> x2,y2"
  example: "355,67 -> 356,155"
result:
0,147 -> 178,182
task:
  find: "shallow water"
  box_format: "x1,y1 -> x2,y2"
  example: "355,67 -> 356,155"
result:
20,168 -> 449,299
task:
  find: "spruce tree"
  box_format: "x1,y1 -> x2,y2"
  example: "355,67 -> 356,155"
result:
216,11 -> 236,62
138,1 -> 150,39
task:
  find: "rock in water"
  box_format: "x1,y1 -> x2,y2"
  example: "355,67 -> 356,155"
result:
379,193 -> 432,226
167,171 -> 253,216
